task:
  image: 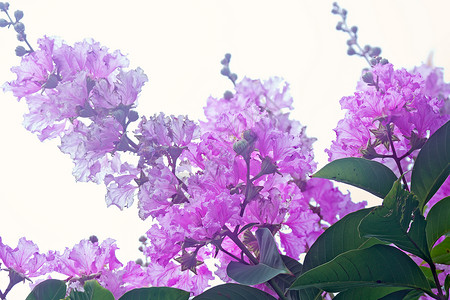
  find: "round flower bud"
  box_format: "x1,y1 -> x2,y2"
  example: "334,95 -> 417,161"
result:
17,33 -> 25,41
14,10 -> 23,22
230,73 -> 238,82
346,39 -> 355,46
0,18 -> 9,27
15,45 -> 27,57
138,246 -> 144,252
138,235 -> 147,243
380,58 -> 389,65
128,110 -> 139,122
363,45 -> 371,52
225,53 -> 231,61
89,235 -> 98,243
243,129 -> 257,143
335,21 -> 343,30
220,67 -> 230,76
0,2 -> 8,11
13,22 -> 24,33
362,72 -> 374,84
369,47 -> 381,57
135,258 -> 143,265
233,139 -> 249,156
347,47 -> 356,56
223,90 -> 233,100
220,58 -> 228,65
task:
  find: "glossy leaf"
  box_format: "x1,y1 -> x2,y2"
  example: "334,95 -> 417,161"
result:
359,179 -> 431,262
411,120 -> 450,211
192,283 -> 277,300
119,287 -> 190,300
69,280 -> 114,300
333,287 -> 411,300
426,196 -> 450,249
227,228 -> 290,285
313,157 -> 397,198
290,244 -> 431,293
297,208 -> 381,300
430,237 -> 450,265
25,279 -> 67,300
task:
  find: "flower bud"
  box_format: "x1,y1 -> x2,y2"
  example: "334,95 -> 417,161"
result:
225,53 -> 231,61
351,26 -> 358,33
346,39 -> 355,46
13,22 -> 24,33
89,235 -> 98,243
223,90 -> 233,100
138,235 -> 147,243
230,73 -> 238,82
335,21 -> 343,30
243,129 -> 257,143
138,245 -> 144,252
363,45 -> 371,52
233,139 -> 249,156
135,258 -> 143,265
347,47 -> 356,56
128,110 -> 139,122
220,67 -> 230,76
362,72 -> 374,84
15,45 -> 27,56
17,33 -> 25,41
380,58 -> 389,65
14,10 -> 23,22
369,47 -> 381,57
0,18 -> 8,27
0,2 -> 9,11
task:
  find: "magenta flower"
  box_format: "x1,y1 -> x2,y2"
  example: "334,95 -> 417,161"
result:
327,63 -> 450,162
0,237 -> 51,278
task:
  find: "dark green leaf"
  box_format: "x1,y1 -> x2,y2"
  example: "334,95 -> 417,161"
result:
271,256 -> 302,300
69,280 -> 114,300
411,120 -> 450,211
227,228 -> 290,285
192,283 -> 277,300
401,289 -> 424,300
26,279 -> 67,300
119,287 -> 190,300
444,275 -> 450,297
297,208 -> 382,300
430,237 -> 450,265
313,157 -> 397,198
290,244 -> 431,293
359,179 -> 431,262
378,289 -> 420,300
426,196 -> 450,249
333,287 -> 411,300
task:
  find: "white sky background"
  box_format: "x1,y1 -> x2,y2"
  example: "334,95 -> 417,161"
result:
0,0 -> 450,298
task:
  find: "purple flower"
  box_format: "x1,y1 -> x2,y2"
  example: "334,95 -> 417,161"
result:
0,237 -> 51,278
327,63 -> 450,162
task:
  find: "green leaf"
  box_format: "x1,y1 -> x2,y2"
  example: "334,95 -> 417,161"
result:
411,120 -> 450,211
333,287 -> 411,300
296,208 -> 382,300
426,196 -> 450,249
26,279 -> 67,300
69,280 -> 114,300
430,237 -> 450,264
192,283 -> 277,300
119,287 -> 190,300
312,157 -> 397,198
444,275 -> 450,297
227,228 -> 290,285
290,244 -> 431,293
271,255 -> 303,300
359,179 -> 431,262
379,289 -> 422,300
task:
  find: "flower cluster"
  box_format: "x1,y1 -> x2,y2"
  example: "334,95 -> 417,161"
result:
4,38 -> 366,294
327,62 -> 450,165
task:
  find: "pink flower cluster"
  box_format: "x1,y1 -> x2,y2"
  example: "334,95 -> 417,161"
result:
327,63 -> 450,164
4,37 -> 367,293
0,237 -> 147,298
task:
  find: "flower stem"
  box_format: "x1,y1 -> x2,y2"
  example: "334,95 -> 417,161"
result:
387,125 -> 409,190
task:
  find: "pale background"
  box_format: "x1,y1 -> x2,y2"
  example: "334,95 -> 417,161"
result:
0,0 -> 449,298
